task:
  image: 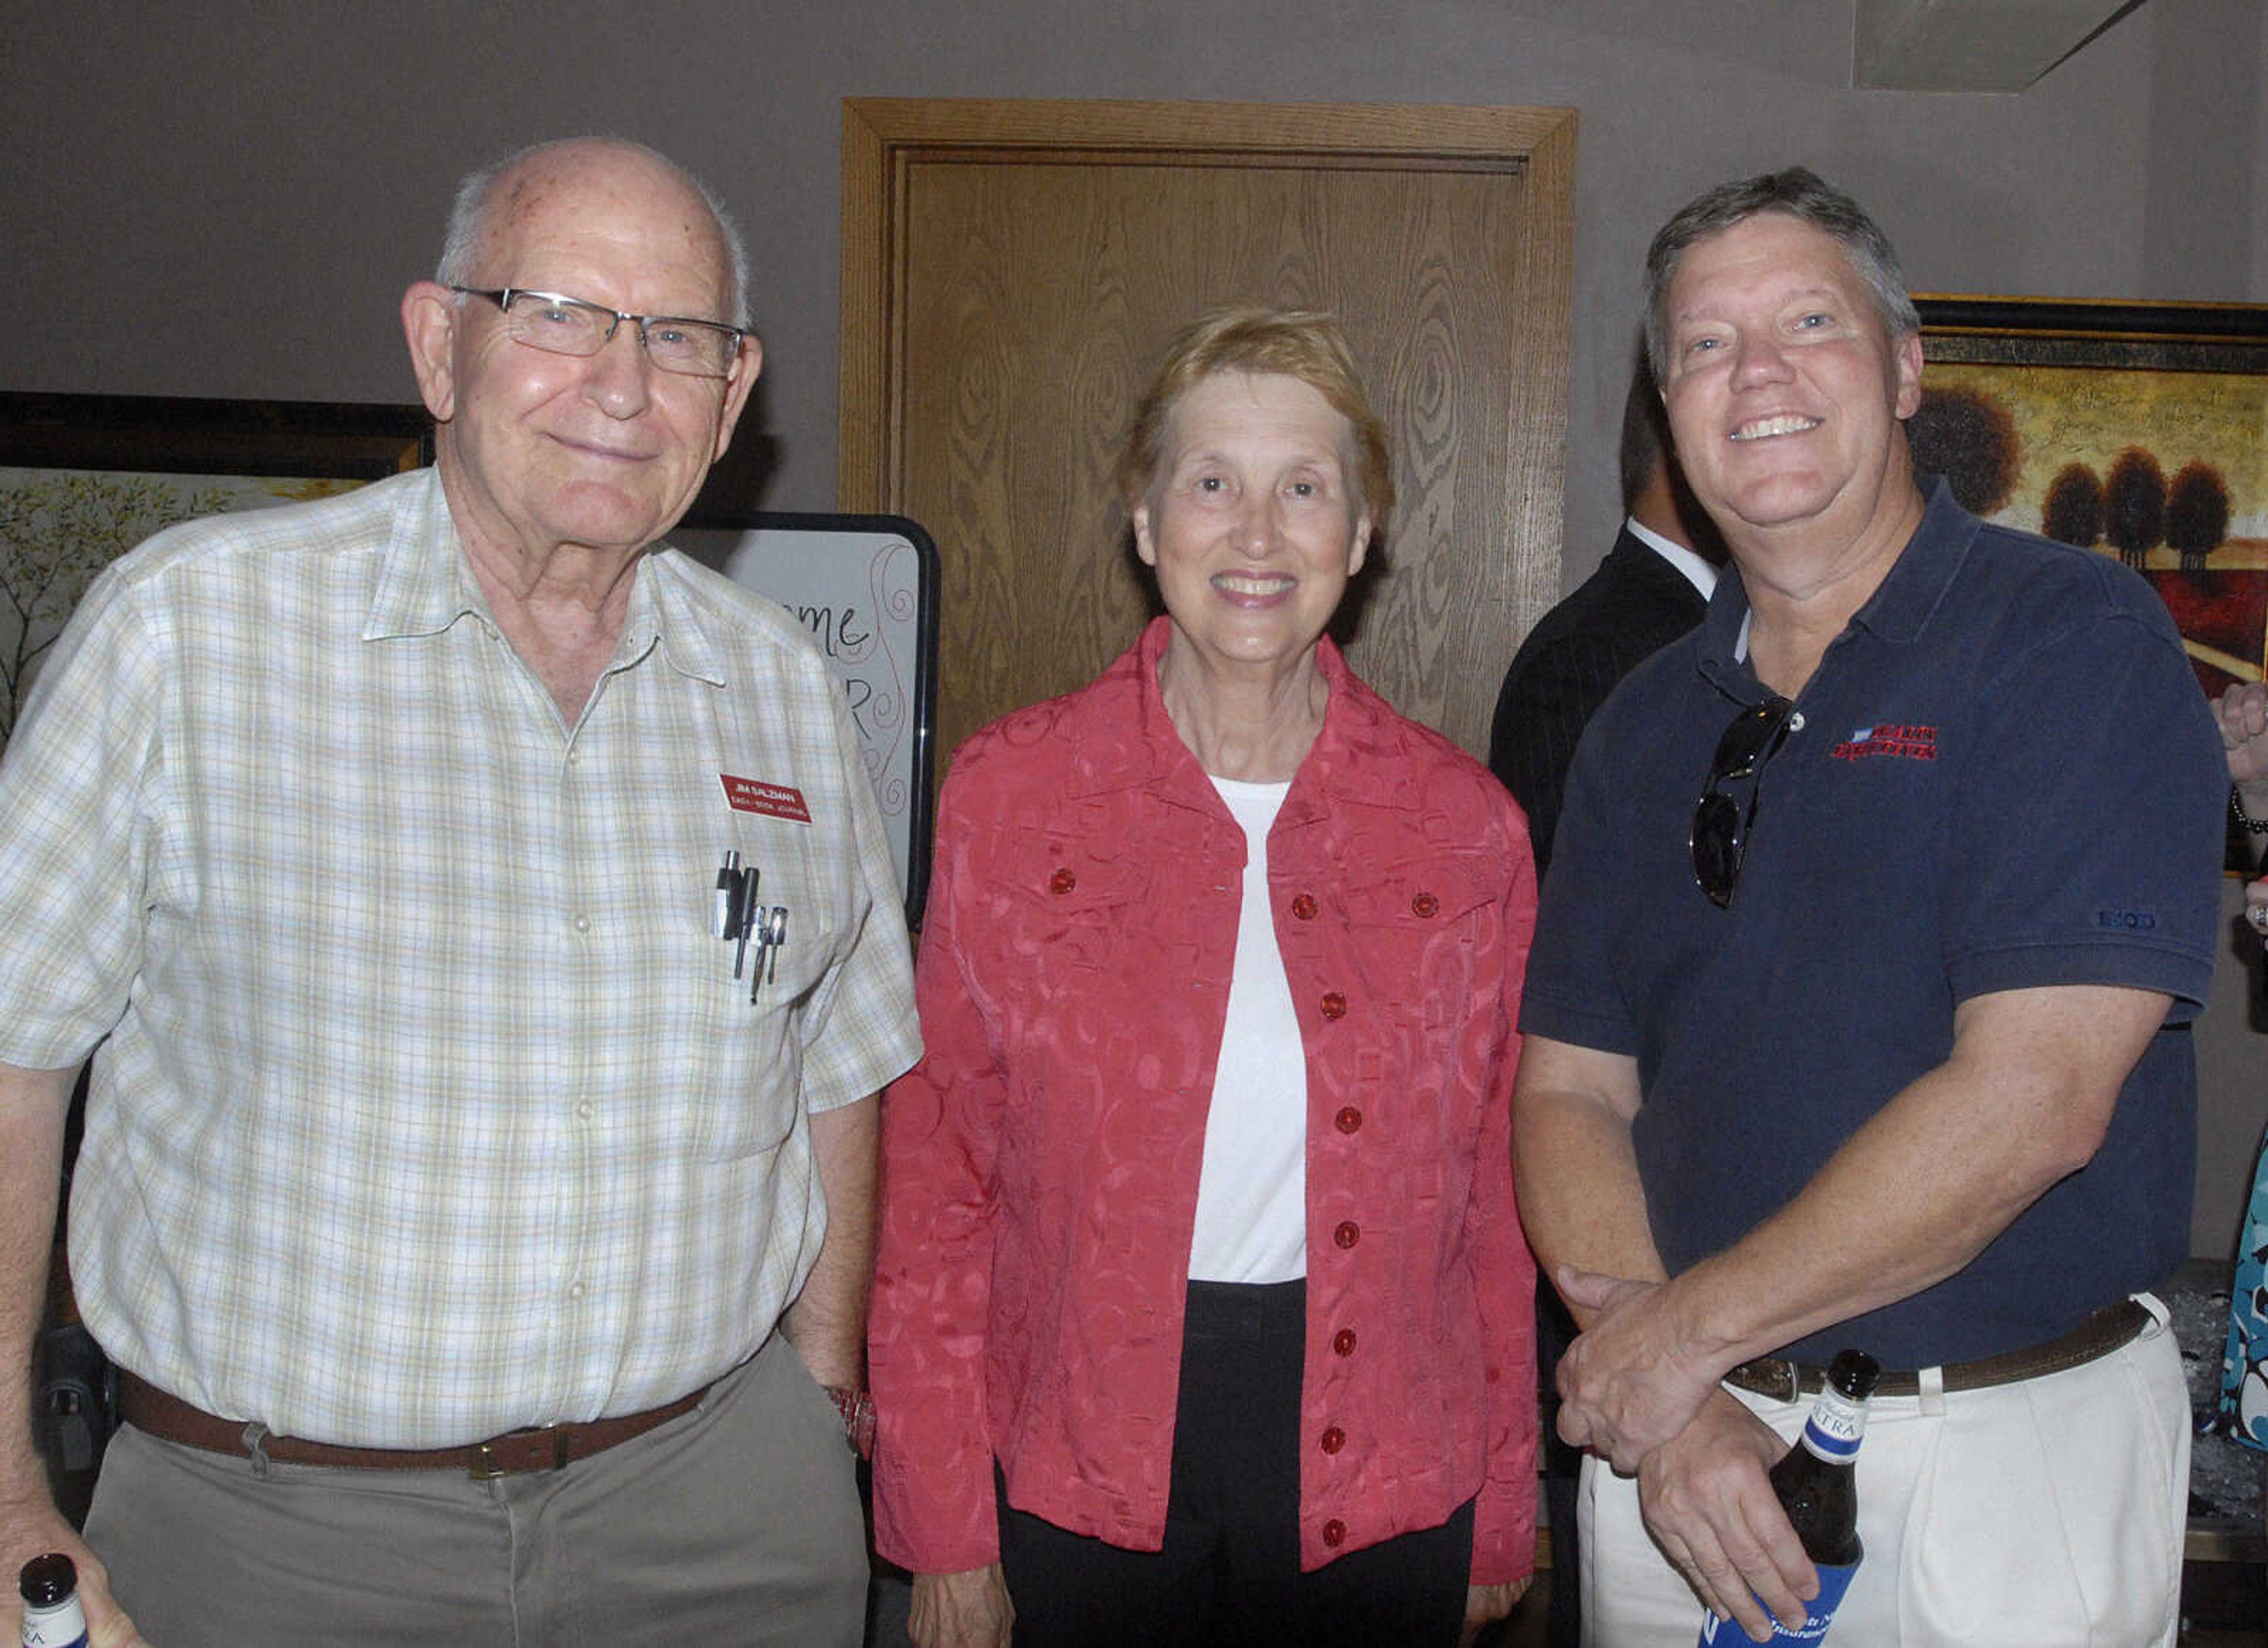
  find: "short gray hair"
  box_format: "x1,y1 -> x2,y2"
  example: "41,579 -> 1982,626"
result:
434,137 -> 752,329
1642,167 -> 1918,381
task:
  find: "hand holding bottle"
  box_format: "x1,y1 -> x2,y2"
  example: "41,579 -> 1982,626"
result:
0,1509 -> 142,1648
1636,1392 -> 1818,1641
1695,1349 -> 1879,1645
19,1554 -> 87,1648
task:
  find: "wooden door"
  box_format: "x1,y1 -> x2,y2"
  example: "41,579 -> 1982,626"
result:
840,99 -> 1575,767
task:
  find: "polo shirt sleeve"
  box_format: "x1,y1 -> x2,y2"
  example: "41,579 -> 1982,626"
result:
1942,598 -> 2224,1017
0,557 -> 165,1068
1515,718 -> 1641,1056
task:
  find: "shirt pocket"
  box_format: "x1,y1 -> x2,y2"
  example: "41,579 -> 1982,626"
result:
674,861 -> 816,1162
1335,854 -> 1502,1019
671,976 -> 800,1161
1329,855 -> 1507,1172
970,834 -> 1158,1037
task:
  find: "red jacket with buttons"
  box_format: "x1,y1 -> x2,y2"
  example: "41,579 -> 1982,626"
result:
869,618 -> 1539,1581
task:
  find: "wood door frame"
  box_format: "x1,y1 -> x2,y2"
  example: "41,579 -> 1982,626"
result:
838,97 -> 1578,662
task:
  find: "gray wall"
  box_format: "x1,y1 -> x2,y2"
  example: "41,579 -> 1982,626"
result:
8,2 -> 2263,540
6,0 -> 2267,1257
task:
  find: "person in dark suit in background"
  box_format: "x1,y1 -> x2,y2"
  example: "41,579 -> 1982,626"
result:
1490,360 -> 1726,879
1484,358 -> 1721,1648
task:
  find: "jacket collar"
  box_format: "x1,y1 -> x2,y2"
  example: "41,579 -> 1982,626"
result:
1065,616 -> 1423,821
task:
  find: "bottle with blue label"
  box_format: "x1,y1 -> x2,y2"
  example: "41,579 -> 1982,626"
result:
1698,1347 -> 1880,1645
18,1554 -> 88,1648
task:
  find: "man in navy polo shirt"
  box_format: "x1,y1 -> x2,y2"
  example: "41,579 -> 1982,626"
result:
1511,167 -> 2224,1646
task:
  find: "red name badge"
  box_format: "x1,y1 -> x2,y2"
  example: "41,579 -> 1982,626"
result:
721,775 -> 812,824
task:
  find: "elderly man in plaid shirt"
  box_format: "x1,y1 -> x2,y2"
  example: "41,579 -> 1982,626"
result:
0,137 -> 917,1647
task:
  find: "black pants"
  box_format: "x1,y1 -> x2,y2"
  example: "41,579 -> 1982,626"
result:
999,1279 -> 1474,1648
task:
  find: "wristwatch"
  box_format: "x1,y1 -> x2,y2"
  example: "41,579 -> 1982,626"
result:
823,1384 -> 876,1459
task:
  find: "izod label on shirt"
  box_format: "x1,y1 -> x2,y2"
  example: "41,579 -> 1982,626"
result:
721,775 -> 812,824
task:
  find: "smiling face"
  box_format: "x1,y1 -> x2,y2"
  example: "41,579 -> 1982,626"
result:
402,142 -> 759,571
1132,370 -> 1373,682
1659,212 -> 1922,564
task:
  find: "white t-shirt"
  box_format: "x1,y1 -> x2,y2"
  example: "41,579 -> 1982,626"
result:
1186,776 -> 1309,1282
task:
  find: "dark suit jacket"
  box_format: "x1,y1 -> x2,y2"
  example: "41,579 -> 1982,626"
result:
1488,524 -> 1709,874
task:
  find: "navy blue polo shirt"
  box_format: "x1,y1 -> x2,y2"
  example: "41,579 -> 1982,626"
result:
1521,482 -> 2225,1368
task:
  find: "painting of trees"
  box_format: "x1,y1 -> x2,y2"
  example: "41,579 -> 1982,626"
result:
0,472 -> 229,750
1911,302 -> 2267,706
2165,461 -> 2233,572
2041,463 -> 2106,549
1905,384 -> 2021,517
2101,447 -> 2168,569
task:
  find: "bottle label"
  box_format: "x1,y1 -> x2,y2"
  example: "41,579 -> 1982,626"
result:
1695,1560 -> 1858,1644
1800,1393 -> 1866,1464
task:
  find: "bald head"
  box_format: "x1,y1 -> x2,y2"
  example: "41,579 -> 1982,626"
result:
436,138 -> 751,328
400,135 -> 762,576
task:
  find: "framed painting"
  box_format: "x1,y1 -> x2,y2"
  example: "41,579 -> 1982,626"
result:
1909,296 -> 2268,699
0,392 -> 432,751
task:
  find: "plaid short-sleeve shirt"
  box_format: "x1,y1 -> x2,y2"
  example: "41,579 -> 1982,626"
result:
0,469 -> 918,1447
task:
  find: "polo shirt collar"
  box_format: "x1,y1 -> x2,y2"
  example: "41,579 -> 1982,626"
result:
1693,477 -> 1973,700
1842,476 -> 1977,646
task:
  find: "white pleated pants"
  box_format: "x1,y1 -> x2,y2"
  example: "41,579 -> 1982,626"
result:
1579,1297 -> 2188,1647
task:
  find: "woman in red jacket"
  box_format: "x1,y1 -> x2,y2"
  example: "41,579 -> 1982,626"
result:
869,308 -> 1538,1648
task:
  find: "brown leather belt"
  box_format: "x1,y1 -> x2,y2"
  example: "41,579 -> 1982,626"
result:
1722,1299 -> 2150,1403
118,1370 -> 709,1478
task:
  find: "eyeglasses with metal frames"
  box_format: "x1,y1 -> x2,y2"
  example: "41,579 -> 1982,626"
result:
1690,695 -> 1796,909
450,286 -> 744,379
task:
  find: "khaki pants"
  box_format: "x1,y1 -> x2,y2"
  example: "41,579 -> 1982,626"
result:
86,1332 -> 867,1646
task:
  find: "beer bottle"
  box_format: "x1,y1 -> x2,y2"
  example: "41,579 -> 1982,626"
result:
1699,1347 -> 1881,1644
17,1554 -> 88,1648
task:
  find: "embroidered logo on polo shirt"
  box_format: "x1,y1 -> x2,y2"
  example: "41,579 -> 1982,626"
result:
1830,723 -> 1938,762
